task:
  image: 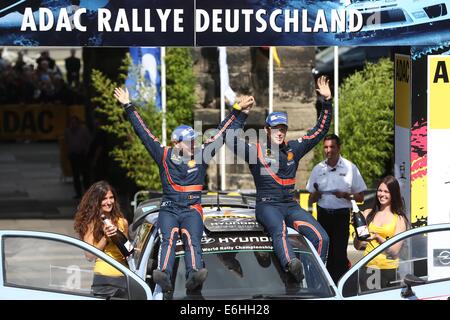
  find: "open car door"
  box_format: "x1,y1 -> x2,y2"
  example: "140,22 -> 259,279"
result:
0,230 -> 153,299
337,223 -> 450,300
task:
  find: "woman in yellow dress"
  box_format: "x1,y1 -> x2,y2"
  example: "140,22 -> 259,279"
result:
74,180 -> 130,298
353,175 -> 409,290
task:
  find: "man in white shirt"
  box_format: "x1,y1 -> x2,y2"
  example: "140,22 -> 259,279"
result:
306,134 -> 367,283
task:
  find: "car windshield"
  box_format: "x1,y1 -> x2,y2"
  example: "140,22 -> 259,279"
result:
170,236 -> 335,300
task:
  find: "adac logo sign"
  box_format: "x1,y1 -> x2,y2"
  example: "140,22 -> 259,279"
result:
0,104 -> 84,140
394,54 -> 411,129
396,57 -> 410,84
433,249 -> 450,267
0,106 -> 55,136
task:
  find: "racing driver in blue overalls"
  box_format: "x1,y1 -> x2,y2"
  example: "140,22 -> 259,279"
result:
114,87 -> 254,294
232,75 -> 332,282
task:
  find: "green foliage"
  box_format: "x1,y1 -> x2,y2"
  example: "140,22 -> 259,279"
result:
312,58 -> 394,187
165,48 -> 196,128
91,49 -> 195,190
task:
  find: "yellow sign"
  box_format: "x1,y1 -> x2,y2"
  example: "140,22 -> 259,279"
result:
428,55 -> 450,226
395,54 -> 411,128
429,56 -> 450,129
0,104 -> 85,140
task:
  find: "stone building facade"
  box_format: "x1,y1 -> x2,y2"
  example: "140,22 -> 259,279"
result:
191,47 -> 321,192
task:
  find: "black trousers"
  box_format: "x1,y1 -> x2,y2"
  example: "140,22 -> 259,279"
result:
91,274 -> 128,299
317,206 -> 351,284
68,152 -> 90,197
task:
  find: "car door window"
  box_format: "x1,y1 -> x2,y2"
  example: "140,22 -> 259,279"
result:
342,229 -> 450,297
3,236 -> 129,299
132,222 -> 154,267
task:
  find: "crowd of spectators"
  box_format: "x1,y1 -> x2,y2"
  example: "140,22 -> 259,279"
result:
0,49 -> 84,105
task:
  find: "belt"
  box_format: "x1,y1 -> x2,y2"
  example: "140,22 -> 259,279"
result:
318,206 -> 350,214
160,200 -> 201,208
258,196 -> 295,203
161,201 -> 174,207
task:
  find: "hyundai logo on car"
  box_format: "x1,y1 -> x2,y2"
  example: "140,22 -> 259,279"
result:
201,237 -> 216,245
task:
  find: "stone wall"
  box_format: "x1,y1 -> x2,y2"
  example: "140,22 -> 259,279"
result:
192,47 -> 320,192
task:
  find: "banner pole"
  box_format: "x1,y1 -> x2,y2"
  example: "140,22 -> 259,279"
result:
334,46 -> 339,136
161,47 -> 167,146
269,47 -> 274,114
219,47 -> 227,191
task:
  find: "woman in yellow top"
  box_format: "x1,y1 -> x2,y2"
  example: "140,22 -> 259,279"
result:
353,175 -> 409,290
74,180 -> 130,298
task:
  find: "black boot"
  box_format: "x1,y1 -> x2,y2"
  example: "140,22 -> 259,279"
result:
287,258 -> 304,283
153,270 -> 173,293
185,268 -> 208,291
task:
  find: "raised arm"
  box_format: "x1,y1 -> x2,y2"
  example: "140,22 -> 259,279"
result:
114,87 -> 164,166
203,96 -> 255,161
290,76 -> 332,161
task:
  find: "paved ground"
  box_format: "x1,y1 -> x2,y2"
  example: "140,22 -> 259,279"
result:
0,141 -> 78,219
0,141 -> 79,238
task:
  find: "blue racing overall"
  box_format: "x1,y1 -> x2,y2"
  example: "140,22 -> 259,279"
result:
235,98 -> 332,268
124,103 -> 247,280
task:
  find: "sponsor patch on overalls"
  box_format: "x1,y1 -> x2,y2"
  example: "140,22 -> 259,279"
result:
170,153 -> 182,164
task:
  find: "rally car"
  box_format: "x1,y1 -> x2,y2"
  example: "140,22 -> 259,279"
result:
0,194 -> 449,300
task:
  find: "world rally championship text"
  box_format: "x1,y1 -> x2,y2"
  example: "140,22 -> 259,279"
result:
20,8 -> 364,33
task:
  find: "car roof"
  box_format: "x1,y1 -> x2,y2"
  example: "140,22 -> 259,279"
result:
130,195 -> 305,236
131,193 -> 256,226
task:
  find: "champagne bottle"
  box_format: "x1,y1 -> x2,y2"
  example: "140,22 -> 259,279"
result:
101,214 -> 134,257
351,200 -> 370,241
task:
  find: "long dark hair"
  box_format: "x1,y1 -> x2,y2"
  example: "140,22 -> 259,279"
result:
73,181 -> 124,242
366,175 -> 409,227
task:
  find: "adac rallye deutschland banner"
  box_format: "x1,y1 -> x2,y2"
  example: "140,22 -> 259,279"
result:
1,0 -> 450,46
0,0 -> 195,46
